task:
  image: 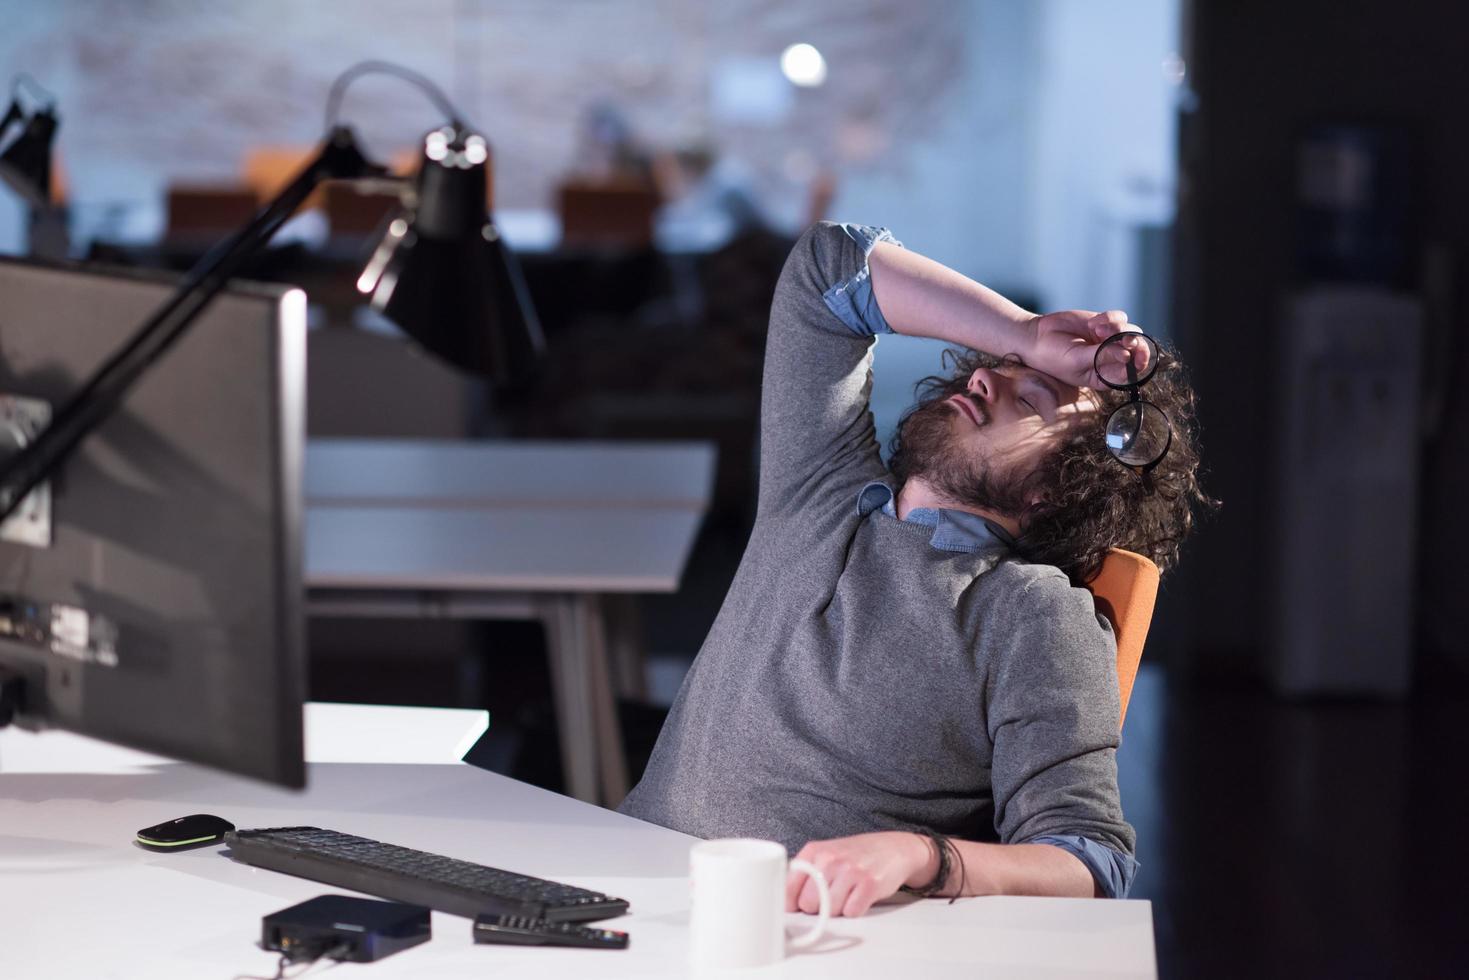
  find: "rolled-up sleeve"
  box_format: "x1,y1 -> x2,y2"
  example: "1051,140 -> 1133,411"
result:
1030,834 -> 1139,898
821,223 -> 902,337
757,222 -> 895,519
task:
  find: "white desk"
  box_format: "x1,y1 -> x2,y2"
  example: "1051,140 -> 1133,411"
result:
0,710 -> 1157,979
304,439 -> 716,807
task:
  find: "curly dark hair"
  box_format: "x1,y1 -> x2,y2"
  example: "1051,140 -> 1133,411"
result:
887,344 -> 1215,585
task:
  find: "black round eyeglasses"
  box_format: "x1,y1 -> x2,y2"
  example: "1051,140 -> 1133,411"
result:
1093,331 -> 1173,473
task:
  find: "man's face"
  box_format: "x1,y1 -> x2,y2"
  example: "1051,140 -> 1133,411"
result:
898,360 -> 1101,517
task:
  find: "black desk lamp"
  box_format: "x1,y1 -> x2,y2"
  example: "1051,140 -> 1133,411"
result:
0,61 -> 544,524
0,74 -> 60,208
357,123 -> 543,378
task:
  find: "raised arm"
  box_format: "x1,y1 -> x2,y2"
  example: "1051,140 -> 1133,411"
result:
755,223 -> 890,516
867,241 -> 1035,351
867,241 -> 1139,388
757,223 -> 1140,520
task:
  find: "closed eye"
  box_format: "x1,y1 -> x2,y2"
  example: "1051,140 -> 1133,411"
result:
1025,376 -> 1060,420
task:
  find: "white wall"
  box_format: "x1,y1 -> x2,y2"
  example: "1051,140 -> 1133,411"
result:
833,0 -> 1040,288
1028,0 -> 1181,316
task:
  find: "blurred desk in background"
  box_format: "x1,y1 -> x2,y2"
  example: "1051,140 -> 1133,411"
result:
84,206 -> 740,344
0,703 -> 488,772
303,439 -> 716,808
84,206 -> 729,259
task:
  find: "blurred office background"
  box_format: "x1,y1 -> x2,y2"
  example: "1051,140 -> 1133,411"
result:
3,1 -> 1467,976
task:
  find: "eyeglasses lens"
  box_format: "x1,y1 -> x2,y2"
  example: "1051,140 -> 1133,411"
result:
1105,401 -> 1171,467
1095,333 -> 1158,389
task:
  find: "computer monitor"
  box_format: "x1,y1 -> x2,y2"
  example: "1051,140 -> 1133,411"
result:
0,255 -> 308,786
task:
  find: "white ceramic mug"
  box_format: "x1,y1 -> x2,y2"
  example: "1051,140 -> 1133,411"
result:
689,838 -> 830,969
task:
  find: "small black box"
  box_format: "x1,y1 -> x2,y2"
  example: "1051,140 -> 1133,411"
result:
262,895 -> 431,963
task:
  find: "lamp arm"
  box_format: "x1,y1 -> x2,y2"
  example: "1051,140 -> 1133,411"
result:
323,60 -> 466,133
0,127 -> 381,523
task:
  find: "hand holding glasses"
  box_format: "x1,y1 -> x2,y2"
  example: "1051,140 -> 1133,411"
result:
1093,332 -> 1172,473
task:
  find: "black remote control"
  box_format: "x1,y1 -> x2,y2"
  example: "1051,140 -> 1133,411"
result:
472,913 -> 629,950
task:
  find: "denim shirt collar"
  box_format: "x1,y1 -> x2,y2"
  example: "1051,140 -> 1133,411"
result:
856,481 -> 1016,554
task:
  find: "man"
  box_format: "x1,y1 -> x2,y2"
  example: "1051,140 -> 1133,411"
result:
618,222 -> 1209,916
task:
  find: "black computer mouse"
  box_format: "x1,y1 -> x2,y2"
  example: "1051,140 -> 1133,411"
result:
135,813 -> 236,852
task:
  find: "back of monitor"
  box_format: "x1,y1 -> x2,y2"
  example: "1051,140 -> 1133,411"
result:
0,257 -> 308,786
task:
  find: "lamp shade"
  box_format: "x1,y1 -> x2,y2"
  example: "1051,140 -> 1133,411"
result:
0,106 -> 56,207
357,125 -> 543,383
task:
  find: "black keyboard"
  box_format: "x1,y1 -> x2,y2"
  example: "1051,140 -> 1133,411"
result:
224,827 -> 629,923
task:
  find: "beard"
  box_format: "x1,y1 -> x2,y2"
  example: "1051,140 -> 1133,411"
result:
894,397 -> 1034,519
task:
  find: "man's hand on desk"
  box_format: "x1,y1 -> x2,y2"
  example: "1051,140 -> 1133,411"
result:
784,831 -> 932,918
786,831 -> 1100,915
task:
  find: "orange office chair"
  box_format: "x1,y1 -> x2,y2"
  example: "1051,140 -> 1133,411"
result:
1086,548 -> 1159,728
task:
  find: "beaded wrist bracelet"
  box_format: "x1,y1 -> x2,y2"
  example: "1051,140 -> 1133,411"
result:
900,828 -> 964,904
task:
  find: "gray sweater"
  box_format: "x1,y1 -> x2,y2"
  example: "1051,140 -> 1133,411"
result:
619,222 -> 1135,863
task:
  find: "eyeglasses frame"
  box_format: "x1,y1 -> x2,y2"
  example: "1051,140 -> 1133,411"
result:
1093,331 -> 1174,478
